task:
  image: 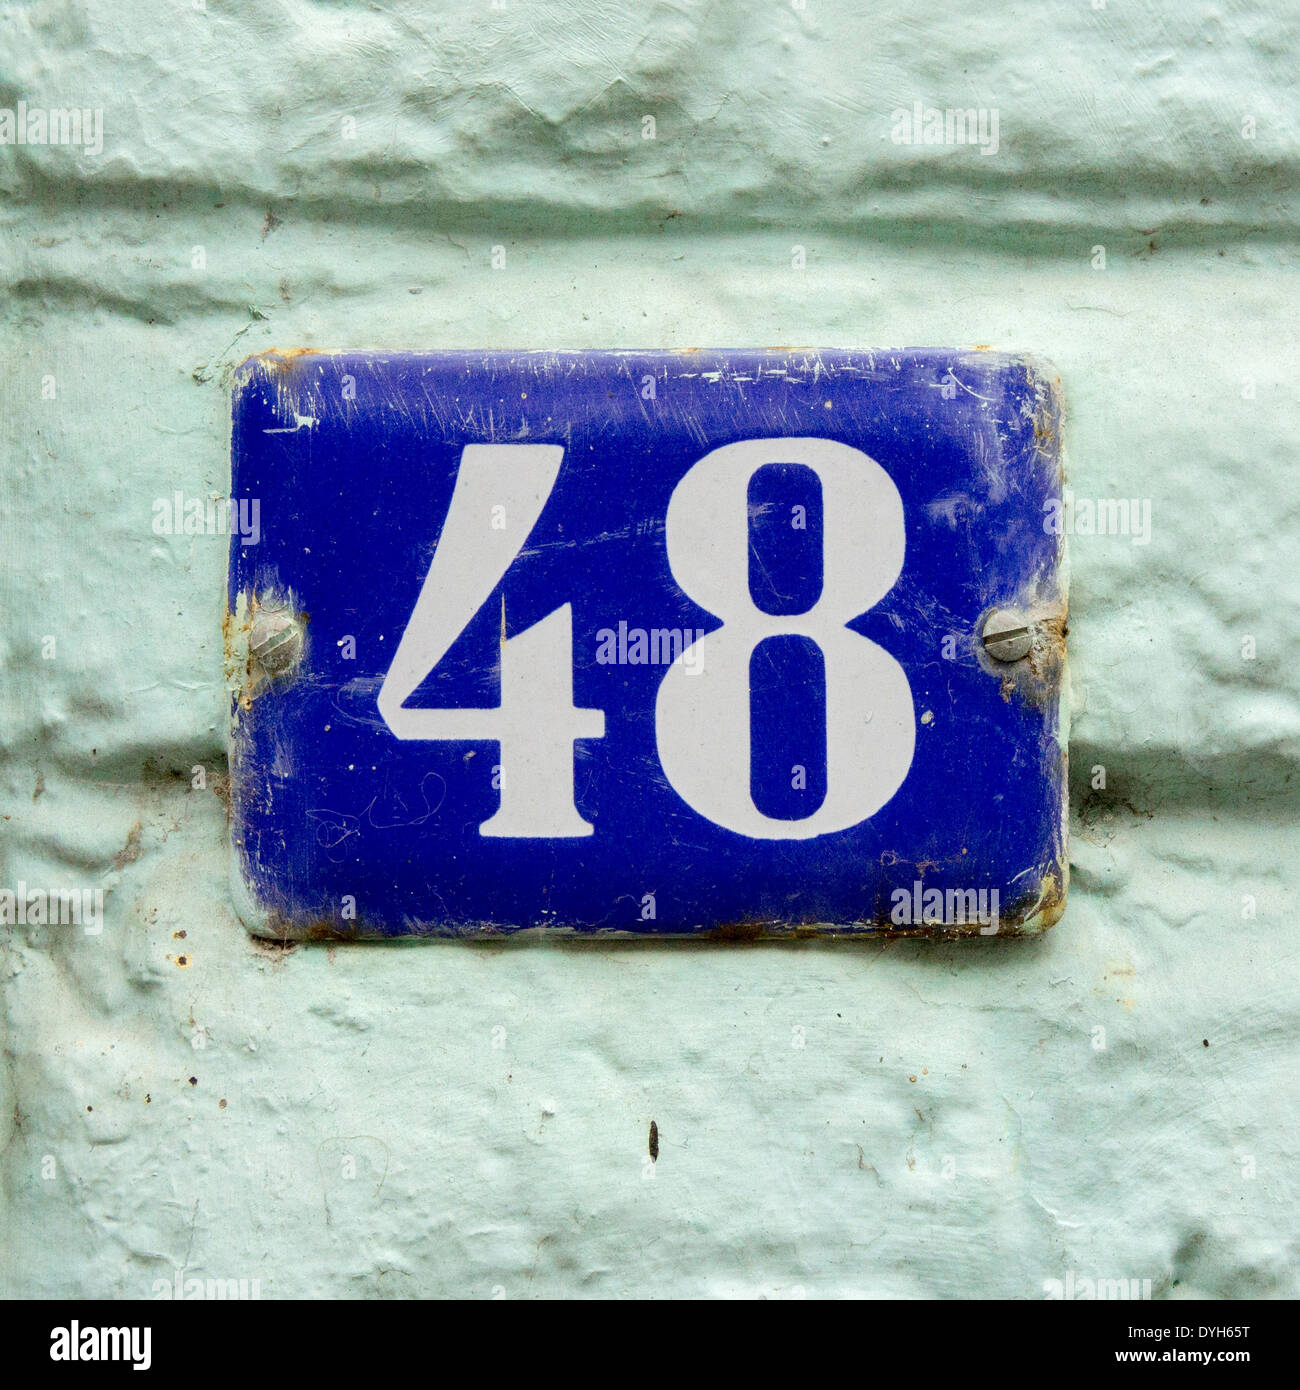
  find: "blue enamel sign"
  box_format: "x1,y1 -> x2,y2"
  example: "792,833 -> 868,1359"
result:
228,349 -> 1067,939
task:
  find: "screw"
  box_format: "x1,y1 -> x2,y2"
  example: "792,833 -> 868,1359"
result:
248,609 -> 303,678
982,608 -> 1033,662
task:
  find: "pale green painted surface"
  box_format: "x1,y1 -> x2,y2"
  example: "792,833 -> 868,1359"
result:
1,0 -> 1297,1298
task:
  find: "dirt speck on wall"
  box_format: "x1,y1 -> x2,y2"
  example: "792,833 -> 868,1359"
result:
2,0 -> 1298,1299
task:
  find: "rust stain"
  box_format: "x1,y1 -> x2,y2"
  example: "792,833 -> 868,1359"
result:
248,932 -> 301,956
244,880 -> 1067,943
992,609 -> 1069,711
226,588 -> 307,709
246,910 -> 360,944
254,346 -> 322,373
705,921 -> 766,942
112,822 -> 144,872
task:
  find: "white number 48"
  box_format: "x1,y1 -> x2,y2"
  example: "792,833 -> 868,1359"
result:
377,440 -> 914,840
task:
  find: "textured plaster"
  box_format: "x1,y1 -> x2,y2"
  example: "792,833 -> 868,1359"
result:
1,0 -> 1297,1298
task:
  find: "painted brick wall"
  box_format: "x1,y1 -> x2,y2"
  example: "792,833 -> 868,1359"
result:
2,0 -> 1297,1298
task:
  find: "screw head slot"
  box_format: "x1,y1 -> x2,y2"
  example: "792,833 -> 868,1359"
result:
981,609 -> 1034,663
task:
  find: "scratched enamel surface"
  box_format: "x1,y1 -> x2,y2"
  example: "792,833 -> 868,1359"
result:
227,349 -> 1066,937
